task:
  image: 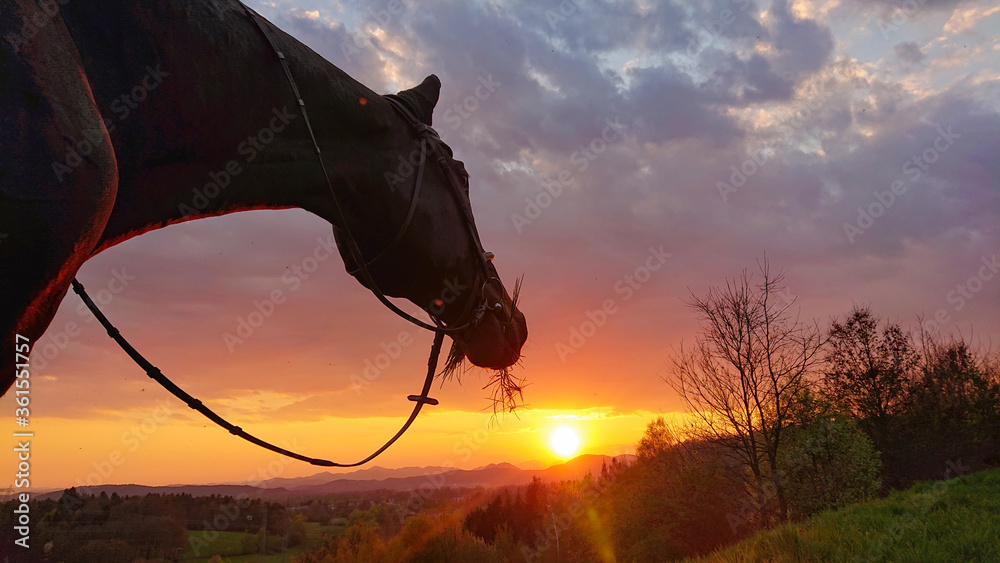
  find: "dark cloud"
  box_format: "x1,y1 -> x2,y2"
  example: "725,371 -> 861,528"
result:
766,0 -> 835,76
703,51 -> 796,104
625,64 -> 742,146
681,0 -> 767,46
894,41 -> 926,64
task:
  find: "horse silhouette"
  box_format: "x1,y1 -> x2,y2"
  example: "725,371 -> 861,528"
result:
0,0 -> 527,395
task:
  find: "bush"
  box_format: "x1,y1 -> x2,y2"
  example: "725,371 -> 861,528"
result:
288,513 -> 309,547
778,408 -> 882,519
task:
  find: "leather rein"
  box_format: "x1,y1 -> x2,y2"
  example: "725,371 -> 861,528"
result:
69,1 -> 502,467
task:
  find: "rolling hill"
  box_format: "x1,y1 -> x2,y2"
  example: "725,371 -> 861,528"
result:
692,468 -> 1000,562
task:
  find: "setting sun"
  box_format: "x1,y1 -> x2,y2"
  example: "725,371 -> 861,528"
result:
550,426 -> 581,458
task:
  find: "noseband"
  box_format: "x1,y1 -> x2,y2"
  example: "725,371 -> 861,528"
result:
69,2 -> 511,468
336,94 -> 505,334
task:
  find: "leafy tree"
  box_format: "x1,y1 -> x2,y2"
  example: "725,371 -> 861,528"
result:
288,513 -> 309,547
896,338 -> 1000,481
777,392 -> 881,519
600,439 -> 741,560
334,519 -> 387,562
404,524 -> 505,563
491,523 -> 523,562
636,416 -> 676,461
823,306 -> 917,446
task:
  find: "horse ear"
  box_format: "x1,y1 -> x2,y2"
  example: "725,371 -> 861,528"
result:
394,74 -> 441,125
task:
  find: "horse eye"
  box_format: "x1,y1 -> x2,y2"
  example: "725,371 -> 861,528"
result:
452,159 -> 470,194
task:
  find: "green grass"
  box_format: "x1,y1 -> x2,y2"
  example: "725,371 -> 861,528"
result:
693,468 -> 1000,563
180,521 -> 347,562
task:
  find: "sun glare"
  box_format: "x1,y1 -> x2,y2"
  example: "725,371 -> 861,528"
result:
550,426 -> 581,458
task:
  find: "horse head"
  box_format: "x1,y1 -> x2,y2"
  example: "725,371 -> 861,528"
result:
333,75 -> 527,373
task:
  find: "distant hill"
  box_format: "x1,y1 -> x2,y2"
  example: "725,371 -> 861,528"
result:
35,484 -> 291,501
257,465 -> 457,489
286,454 -> 634,496
33,454 -> 634,501
695,469 -> 1000,562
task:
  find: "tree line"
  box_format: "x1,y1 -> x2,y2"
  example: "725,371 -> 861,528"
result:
293,259 -> 998,562
0,489 -> 300,561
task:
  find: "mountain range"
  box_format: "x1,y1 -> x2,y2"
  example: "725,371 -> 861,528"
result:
35,454 -> 635,501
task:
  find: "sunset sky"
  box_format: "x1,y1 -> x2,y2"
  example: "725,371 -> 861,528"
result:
6,0 -> 999,489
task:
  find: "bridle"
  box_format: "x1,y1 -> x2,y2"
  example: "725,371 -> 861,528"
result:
337,93 -> 508,335
69,1 -> 509,467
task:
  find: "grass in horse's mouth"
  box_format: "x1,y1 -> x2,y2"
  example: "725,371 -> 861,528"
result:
485,365 -> 526,415
441,277 -> 525,415
441,341 -> 526,416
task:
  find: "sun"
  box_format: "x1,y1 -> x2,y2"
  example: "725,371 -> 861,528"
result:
550,426 -> 581,458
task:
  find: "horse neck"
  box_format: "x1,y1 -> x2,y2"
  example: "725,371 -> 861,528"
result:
65,0 -> 401,252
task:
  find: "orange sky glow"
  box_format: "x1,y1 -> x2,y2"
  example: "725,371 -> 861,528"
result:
5,0 -> 1000,491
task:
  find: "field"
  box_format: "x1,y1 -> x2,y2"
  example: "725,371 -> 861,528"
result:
694,469 -> 1000,562
180,520 -> 347,562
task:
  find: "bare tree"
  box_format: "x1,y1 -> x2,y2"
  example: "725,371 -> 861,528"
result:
667,259 -> 823,525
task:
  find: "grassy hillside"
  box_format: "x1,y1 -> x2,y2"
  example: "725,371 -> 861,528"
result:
693,468 -> 1000,562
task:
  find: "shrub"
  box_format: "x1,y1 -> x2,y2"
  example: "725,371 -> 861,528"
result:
778,410 -> 882,519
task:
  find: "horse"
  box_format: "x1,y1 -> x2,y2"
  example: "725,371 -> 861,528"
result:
0,0 -> 527,402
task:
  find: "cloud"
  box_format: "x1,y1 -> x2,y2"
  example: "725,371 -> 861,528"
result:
28,0 -> 1000,436
943,4 -> 1000,34
846,0 -> 988,11
894,41 -> 927,64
